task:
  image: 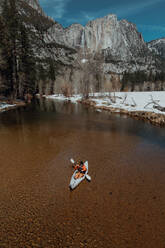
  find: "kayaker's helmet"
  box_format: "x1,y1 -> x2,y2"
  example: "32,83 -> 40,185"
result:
80,161 -> 84,166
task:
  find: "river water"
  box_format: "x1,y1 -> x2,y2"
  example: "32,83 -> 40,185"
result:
0,98 -> 165,248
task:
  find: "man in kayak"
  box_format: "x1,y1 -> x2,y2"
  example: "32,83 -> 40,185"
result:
74,161 -> 87,179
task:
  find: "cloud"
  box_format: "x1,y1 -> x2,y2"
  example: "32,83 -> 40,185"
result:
115,0 -> 165,18
39,0 -> 71,19
63,12 -> 95,26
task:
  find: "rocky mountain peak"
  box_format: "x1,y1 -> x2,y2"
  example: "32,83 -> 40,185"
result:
45,12 -> 159,73
147,38 -> 165,59
86,14 -> 117,27
48,13 -> 145,54
24,0 -> 41,12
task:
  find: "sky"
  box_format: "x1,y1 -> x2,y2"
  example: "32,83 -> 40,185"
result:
39,0 -> 165,42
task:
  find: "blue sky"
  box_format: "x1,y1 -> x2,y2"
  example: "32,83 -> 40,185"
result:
39,0 -> 165,42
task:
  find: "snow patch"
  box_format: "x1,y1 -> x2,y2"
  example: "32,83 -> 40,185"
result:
81,59 -> 88,64
0,103 -> 15,111
46,92 -> 165,115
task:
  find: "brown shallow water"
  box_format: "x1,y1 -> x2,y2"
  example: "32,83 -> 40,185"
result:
0,98 -> 165,248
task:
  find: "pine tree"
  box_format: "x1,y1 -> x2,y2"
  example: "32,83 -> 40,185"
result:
0,0 -> 19,98
0,0 -> 37,99
18,24 -> 36,98
0,10 -> 13,96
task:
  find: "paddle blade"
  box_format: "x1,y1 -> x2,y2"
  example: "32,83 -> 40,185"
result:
86,174 -> 91,182
70,158 -> 75,164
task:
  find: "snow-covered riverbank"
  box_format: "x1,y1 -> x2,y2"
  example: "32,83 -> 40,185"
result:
0,103 -> 16,112
0,101 -> 26,113
47,92 -> 165,126
47,92 -> 165,115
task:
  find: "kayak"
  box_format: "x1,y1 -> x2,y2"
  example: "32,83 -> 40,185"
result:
69,161 -> 88,190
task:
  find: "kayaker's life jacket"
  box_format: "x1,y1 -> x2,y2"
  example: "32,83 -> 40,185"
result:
74,164 -> 87,173
80,164 -> 87,172
74,164 -> 79,170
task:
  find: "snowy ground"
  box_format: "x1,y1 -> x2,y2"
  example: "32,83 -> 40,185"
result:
46,94 -> 82,103
46,92 -> 165,115
0,102 -> 16,112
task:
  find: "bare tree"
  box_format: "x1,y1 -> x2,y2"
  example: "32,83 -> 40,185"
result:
61,83 -> 74,98
75,50 -> 104,99
121,93 -> 127,104
131,97 -> 137,107
144,95 -> 165,112
108,92 -> 116,103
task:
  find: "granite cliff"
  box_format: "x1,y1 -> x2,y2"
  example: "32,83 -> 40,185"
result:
147,38 -> 165,59
24,0 -> 42,12
47,14 -> 162,73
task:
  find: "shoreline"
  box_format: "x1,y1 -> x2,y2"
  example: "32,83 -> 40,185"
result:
79,98 -> 165,126
46,92 -> 165,127
0,99 -> 26,113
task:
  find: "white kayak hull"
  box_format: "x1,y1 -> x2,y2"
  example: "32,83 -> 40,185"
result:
69,161 -> 88,190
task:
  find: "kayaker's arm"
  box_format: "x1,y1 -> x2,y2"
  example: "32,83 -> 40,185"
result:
78,164 -> 87,173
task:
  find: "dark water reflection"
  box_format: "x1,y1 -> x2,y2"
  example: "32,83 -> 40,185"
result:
0,98 -> 165,248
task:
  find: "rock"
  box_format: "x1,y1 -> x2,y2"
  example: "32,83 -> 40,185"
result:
147,38 -> 165,59
24,0 -> 42,13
